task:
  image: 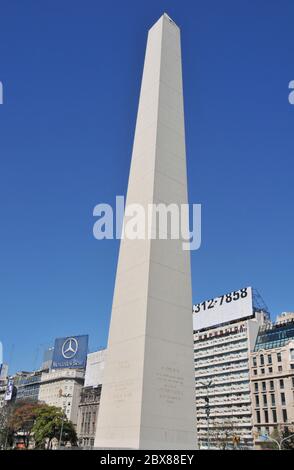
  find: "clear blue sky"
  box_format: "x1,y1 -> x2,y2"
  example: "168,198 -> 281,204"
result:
0,0 -> 293,373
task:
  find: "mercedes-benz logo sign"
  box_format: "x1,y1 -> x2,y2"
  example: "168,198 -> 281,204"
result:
62,337 -> 78,359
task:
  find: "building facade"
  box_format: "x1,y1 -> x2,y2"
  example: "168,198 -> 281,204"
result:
193,287 -> 269,449
0,379 -> 8,408
77,349 -> 106,448
0,365 -> 9,408
77,385 -> 102,448
250,312 -> 294,442
38,369 -> 84,426
14,371 -> 42,402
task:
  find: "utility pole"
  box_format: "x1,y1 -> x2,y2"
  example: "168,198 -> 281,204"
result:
58,391 -> 72,449
200,380 -> 213,449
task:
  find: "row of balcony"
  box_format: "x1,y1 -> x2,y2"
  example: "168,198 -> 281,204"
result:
194,332 -> 247,350
196,394 -> 251,407
196,374 -> 249,386
195,362 -> 249,378
195,352 -> 248,368
197,417 -> 252,426
195,342 -> 248,359
196,383 -> 250,396
197,405 -> 251,417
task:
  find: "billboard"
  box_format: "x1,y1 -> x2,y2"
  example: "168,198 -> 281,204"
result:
4,378 -> 14,401
52,335 -> 88,369
193,286 -> 253,331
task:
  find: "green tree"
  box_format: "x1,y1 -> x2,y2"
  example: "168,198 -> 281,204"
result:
10,401 -> 44,449
280,427 -> 294,450
259,426 -> 294,450
32,405 -> 77,449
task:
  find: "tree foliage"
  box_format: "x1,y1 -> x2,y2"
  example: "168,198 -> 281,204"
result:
0,401 -> 77,449
32,405 -> 77,449
9,401 -> 44,448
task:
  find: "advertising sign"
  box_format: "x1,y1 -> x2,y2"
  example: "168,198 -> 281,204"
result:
52,335 -> 88,369
193,286 -> 253,331
4,378 -> 14,401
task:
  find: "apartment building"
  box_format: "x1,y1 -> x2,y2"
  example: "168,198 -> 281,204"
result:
250,312 -> 294,442
38,368 -> 84,426
0,379 -> 8,408
193,287 -> 269,449
76,349 -> 106,448
14,370 -> 42,402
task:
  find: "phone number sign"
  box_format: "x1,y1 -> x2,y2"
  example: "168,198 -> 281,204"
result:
193,287 -> 253,331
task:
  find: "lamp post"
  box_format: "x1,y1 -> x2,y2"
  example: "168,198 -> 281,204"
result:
259,432 -> 294,450
199,380 -> 213,449
279,433 -> 294,450
58,391 -> 72,449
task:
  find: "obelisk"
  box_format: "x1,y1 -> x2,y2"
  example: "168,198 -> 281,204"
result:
94,13 -> 196,449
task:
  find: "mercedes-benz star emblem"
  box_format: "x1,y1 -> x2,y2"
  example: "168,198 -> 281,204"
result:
62,337 -> 78,359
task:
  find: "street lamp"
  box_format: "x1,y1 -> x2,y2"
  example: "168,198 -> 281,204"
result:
258,432 -> 294,450
199,380 -> 213,449
58,391 -> 72,449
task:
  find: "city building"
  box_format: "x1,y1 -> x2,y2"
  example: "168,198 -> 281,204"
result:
14,370 -> 42,402
0,364 -> 9,408
0,378 -> 8,408
0,364 -> 8,380
38,368 -> 84,426
193,287 -> 269,449
41,347 -> 54,371
250,312 -> 294,443
77,349 -> 106,448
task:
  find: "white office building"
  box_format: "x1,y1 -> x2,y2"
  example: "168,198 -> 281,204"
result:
193,287 -> 269,449
38,369 -> 84,426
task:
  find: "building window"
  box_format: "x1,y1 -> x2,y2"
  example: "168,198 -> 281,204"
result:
282,409 -> 288,423
277,352 -> 282,362
253,357 -> 257,367
271,394 -> 275,406
255,395 -> 260,407
261,368 -> 265,375
267,354 -> 272,364
270,380 -> 274,390
264,409 -> 269,423
278,365 -> 283,372
279,379 -> 284,389
292,377 -> 294,387
268,367 -> 273,373
260,355 -> 264,366
254,383 -> 259,392
262,382 -> 266,392
272,409 -> 277,423
281,393 -> 286,406
263,395 -> 267,406
256,410 -> 261,424
253,369 -> 257,376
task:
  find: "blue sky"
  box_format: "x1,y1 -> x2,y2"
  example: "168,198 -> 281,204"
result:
0,0 -> 293,373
